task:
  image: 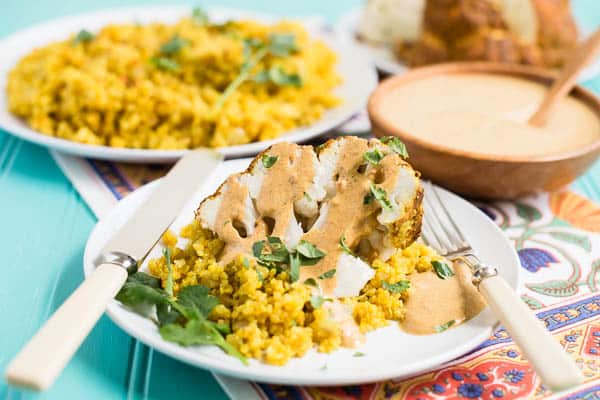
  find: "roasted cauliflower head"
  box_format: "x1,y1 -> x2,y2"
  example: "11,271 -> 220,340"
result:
196,136 -> 423,298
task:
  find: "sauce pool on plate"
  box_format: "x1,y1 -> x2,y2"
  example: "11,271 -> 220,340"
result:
403,262 -> 486,335
379,73 -> 600,157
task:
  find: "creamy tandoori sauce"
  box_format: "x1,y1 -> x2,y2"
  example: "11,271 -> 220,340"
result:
402,262 -> 486,334
207,138 -> 412,296
379,73 -> 600,157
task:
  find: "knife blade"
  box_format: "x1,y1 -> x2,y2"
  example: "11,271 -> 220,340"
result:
102,149 -> 223,262
5,148 -> 223,391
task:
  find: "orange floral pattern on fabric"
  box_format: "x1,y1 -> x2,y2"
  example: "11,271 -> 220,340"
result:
550,191 -> 600,233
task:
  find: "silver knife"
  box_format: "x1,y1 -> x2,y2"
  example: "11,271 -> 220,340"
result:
5,149 -> 223,391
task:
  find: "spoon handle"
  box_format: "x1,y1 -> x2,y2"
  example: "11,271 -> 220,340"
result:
479,275 -> 583,392
529,28 -> 600,127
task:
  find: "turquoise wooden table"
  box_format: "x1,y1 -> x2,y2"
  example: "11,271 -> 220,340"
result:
1,1 -> 599,399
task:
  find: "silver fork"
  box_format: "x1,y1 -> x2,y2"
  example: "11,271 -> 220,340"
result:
421,181 -> 582,393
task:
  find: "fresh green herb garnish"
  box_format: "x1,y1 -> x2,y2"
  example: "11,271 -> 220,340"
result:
116,272 -> 166,319
353,352 -> 365,357
369,183 -> 393,210
252,237 -> 325,282
303,192 -> 312,201
381,136 -> 409,158
296,240 -> 326,260
214,33 -> 300,111
73,29 -> 94,44
159,319 -> 244,361
310,294 -> 331,309
268,33 -> 299,56
318,269 -> 336,280
303,277 -> 318,287
363,148 -> 384,165
160,35 -> 189,55
432,260 -> 455,279
150,57 -> 180,72
177,285 -> 219,319
261,154 -> 278,168
339,234 -> 354,256
256,268 -> 264,283
163,248 -> 174,298
382,280 -> 410,293
115,272 -> 247,364
363,193 -> 373,205
434,319 -> 455,333
289,252 -> 301,283
253,66 -> 302,87
192,7 -> 209,26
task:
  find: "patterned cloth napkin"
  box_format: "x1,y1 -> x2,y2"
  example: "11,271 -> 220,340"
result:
52,141 -> 600,400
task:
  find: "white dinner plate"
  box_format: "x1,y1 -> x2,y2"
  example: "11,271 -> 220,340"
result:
83,158 -> 521,385
0,6 -> 377,163
336,7 -> 600,81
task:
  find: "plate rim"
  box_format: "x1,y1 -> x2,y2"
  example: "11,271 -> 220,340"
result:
82,159 -> 522,386
0,5 -> 377,163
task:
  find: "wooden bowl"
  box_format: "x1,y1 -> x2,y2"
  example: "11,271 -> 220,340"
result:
368,62 -> 600,199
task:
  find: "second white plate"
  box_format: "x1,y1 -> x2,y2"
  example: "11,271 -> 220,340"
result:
0,6 -> 377,163
83,158 -> 521,386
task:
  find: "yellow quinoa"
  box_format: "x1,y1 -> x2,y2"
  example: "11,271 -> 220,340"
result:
7,18 -> 341,149
148,220 -> 440,365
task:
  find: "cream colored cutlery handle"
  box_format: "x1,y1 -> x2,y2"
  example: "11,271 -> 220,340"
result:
5,263 -> 128,391
479,275 -> 582,392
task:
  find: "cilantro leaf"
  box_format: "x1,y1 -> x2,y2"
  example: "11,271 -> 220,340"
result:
177,285 -> 218,319
432,260 -> 455,279
156,303 -> 181,326
296,240 -> 326,260
381,136 -> 409,158
126,271 -> 162,288
310,294 -> 331,309
163,248 -> 174,297
363,192 -> 373,205
115,276 -> 169,318
318,269 -> 336,280
268,33 -> 299,56
150,57 -> 180,72
339,234 -> 355,256
160,35 -> 189,55
252,240 -> 265,258
363,148 -> 384,165
254,66 -> 302,87
214,32 -> 299,111
159,319 -> 247,364
289,252 -> 301,283
434,319 -> 455,333
303,277 -> 318,287
192,7 -> 209,26
261,154 -> 278,168
73,29 -> 94,44
382,280 -> 410,293
369,183 -> 393,211
353,352 -> 365,357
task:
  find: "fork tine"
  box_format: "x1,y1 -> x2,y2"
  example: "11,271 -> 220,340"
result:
429,183 -> 467,243
422,187 -> 456,251
420,213 -> 444,251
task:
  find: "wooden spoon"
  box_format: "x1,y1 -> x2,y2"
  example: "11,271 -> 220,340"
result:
529,28 -> 600,127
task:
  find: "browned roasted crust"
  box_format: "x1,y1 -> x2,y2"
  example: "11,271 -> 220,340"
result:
395,0 -> 579,69
532,0 -> 578,68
